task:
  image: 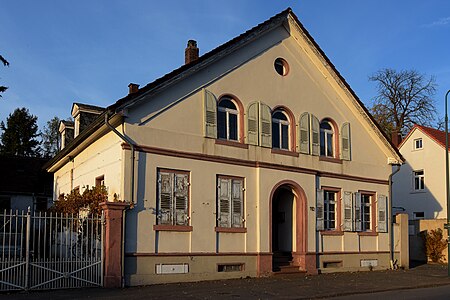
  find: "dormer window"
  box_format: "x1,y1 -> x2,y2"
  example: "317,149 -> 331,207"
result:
74,115 -> 80,137
414,138 -> 423,150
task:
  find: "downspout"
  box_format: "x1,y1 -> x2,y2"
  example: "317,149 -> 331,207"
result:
104,112 -> 136,287
389,164 -> 401,269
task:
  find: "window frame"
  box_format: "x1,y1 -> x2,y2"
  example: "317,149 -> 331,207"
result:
358,191 -> 377,235
215,175 -> 246,232
271,107 -> 295,152
320,120 -> 334,157
322,187 -> 342,233
217,97 -> 239,142
413,138 -> 423,150
154,168 -> 192,232
413,170 -> 425,191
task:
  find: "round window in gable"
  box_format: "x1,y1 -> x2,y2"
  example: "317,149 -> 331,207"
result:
274,58 -> 289,76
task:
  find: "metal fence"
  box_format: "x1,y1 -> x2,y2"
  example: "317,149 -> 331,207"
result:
0,209 -> 103,291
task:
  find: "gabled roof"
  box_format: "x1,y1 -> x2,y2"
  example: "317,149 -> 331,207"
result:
400,124 -> 450,150
46,7 -> 403,171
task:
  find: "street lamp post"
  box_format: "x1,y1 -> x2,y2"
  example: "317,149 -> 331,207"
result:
445,89 -> 450,276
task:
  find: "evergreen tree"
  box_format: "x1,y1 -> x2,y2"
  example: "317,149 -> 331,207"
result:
0,54 -> 9,97
42,116 -> 61,158
0,108 -> 41,157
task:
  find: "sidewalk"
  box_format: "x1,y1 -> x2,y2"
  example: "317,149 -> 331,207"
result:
1,264 -> 450,299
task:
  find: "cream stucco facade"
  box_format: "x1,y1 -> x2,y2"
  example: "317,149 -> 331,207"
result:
47,9 -> 404,286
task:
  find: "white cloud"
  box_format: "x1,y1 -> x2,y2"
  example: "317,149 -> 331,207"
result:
423,16 -> 450,28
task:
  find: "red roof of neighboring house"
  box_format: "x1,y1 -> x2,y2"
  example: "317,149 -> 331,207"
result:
400,124 -> 450,150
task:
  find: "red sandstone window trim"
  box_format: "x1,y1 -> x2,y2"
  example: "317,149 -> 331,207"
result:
153,225 -> 193,232
214,227 -> 247,233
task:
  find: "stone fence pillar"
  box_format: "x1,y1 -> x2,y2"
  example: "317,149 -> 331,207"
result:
100,201 -> 128,288
396,213 -> 409,269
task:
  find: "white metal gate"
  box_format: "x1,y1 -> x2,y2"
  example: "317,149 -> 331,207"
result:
0,209 -> 103,291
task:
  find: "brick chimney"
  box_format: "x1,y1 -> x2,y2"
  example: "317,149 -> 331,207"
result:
391,130 -> 402,148
185,40 -> 199,64
128,83 -> 139,95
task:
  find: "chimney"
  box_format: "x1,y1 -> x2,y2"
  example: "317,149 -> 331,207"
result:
185,40 -> 199,64
391,130 -> 402,148
128,83 -> 140,95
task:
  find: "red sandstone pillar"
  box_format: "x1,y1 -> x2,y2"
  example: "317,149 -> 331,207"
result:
100,201 -> 128,288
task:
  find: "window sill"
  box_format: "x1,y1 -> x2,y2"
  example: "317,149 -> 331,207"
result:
271,149 -> 299,157
319,156 -> 342,164
215,227 -> 247,233
153,225 -> 193,232
215,139 -> 248,149
320,230 -> 344,236
410,190 -> 426,194
358,231 -> 378,236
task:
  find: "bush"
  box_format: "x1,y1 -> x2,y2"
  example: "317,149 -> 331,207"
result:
425,228 -> 448,263
50,185 -> 107,216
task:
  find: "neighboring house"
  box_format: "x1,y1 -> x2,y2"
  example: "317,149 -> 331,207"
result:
45,8 -> 403,285
0,156 -> 53,212
393,125 -> 449,220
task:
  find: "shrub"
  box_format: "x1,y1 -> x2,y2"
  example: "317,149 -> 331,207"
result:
50,185 -> 107,216
425,228 -> 448,263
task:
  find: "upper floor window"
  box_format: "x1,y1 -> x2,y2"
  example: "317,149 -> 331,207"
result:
413,170 -> 425,191
272,110 -> 290,150
274,58 -> 289,76
414,138 -> 423,150
320,120 -> 334,157
217,98 -> 239,141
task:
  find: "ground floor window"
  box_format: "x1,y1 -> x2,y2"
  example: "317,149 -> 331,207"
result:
361,193 -> 372,231
324,190 -> 337,230
217,176 -> 244,228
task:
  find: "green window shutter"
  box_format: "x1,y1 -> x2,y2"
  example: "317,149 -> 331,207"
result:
174,174 -> 189,226
354,192 -> 362,232
259,102 -> 272,148
231,179 -> 244,228
343,191 -> 353,231
203,88 -> 217,138
218,178 -> 231,227
316,189 -> 324,231
247,102 -> 259,145
341,122 -> 351,160
377,194 -> 387,233
158,172 -> 173,225
299,112 -> 310,154
311,114 -> 320,156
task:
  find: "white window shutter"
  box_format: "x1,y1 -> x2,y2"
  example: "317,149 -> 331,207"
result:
259,102 -> 272,148
354,192 -> 362,232
299,112 -> 310,154
231,179 -> 244,227
343,191 -> 353,231
316,189 -> 324,231
158,172 -> 173,225
218,178 -> 230,227
341,122 -> 351,160
311,114 -> 320,156
174,174 -> 189,226
377,194 -> 388,233
247,102 -> 259,145
203,88 -> 217,138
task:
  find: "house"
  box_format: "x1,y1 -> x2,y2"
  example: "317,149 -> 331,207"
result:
45,8 -> 404,285
393,125 -> 448,220
0,156 -> 53,212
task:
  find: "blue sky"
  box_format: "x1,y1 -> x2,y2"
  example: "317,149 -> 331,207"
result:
1,1 -> 449,131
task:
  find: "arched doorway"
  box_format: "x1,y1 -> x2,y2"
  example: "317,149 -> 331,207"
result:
269,181 -> 308,273
272,186 -> 294,271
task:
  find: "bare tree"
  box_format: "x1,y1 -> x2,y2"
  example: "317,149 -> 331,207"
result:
0,54 -> 9,97
369,68 -> 437,137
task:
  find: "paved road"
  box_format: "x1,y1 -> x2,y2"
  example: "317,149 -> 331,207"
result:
1,264 -> 449,299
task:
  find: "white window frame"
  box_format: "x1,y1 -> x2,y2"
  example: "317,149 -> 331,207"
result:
157,169 -> 190,226
323,190 -> 337,230
361,193 -> 372,232
272,110 -> 290,150
320,121 -> 334,157
413,170 -> 425,191
413,138 -> 423,150
218,99 -> 239,141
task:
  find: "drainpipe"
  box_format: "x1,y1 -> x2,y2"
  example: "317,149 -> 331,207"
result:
389,164 -> 401,269
104,112 -> 136,287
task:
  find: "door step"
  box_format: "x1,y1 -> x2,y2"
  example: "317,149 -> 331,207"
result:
274,265 -> 307,275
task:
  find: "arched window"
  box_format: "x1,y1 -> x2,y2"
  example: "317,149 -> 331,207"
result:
320,120 -> 334,157
272,110 -> 290,150
217,98 -> 239,141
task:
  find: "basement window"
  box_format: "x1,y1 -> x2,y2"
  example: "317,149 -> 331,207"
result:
323,261 -> 342,268
217,263 -> 244,272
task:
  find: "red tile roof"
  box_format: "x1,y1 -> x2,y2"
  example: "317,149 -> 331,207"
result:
410,125 -> 450,150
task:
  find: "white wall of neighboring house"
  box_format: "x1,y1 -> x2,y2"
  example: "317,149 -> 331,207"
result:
393,128 -> 446,219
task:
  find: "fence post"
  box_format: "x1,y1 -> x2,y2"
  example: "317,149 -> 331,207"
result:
395,213 -> 409,269
100,202 -> 128,288
25,208 -> 31,290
